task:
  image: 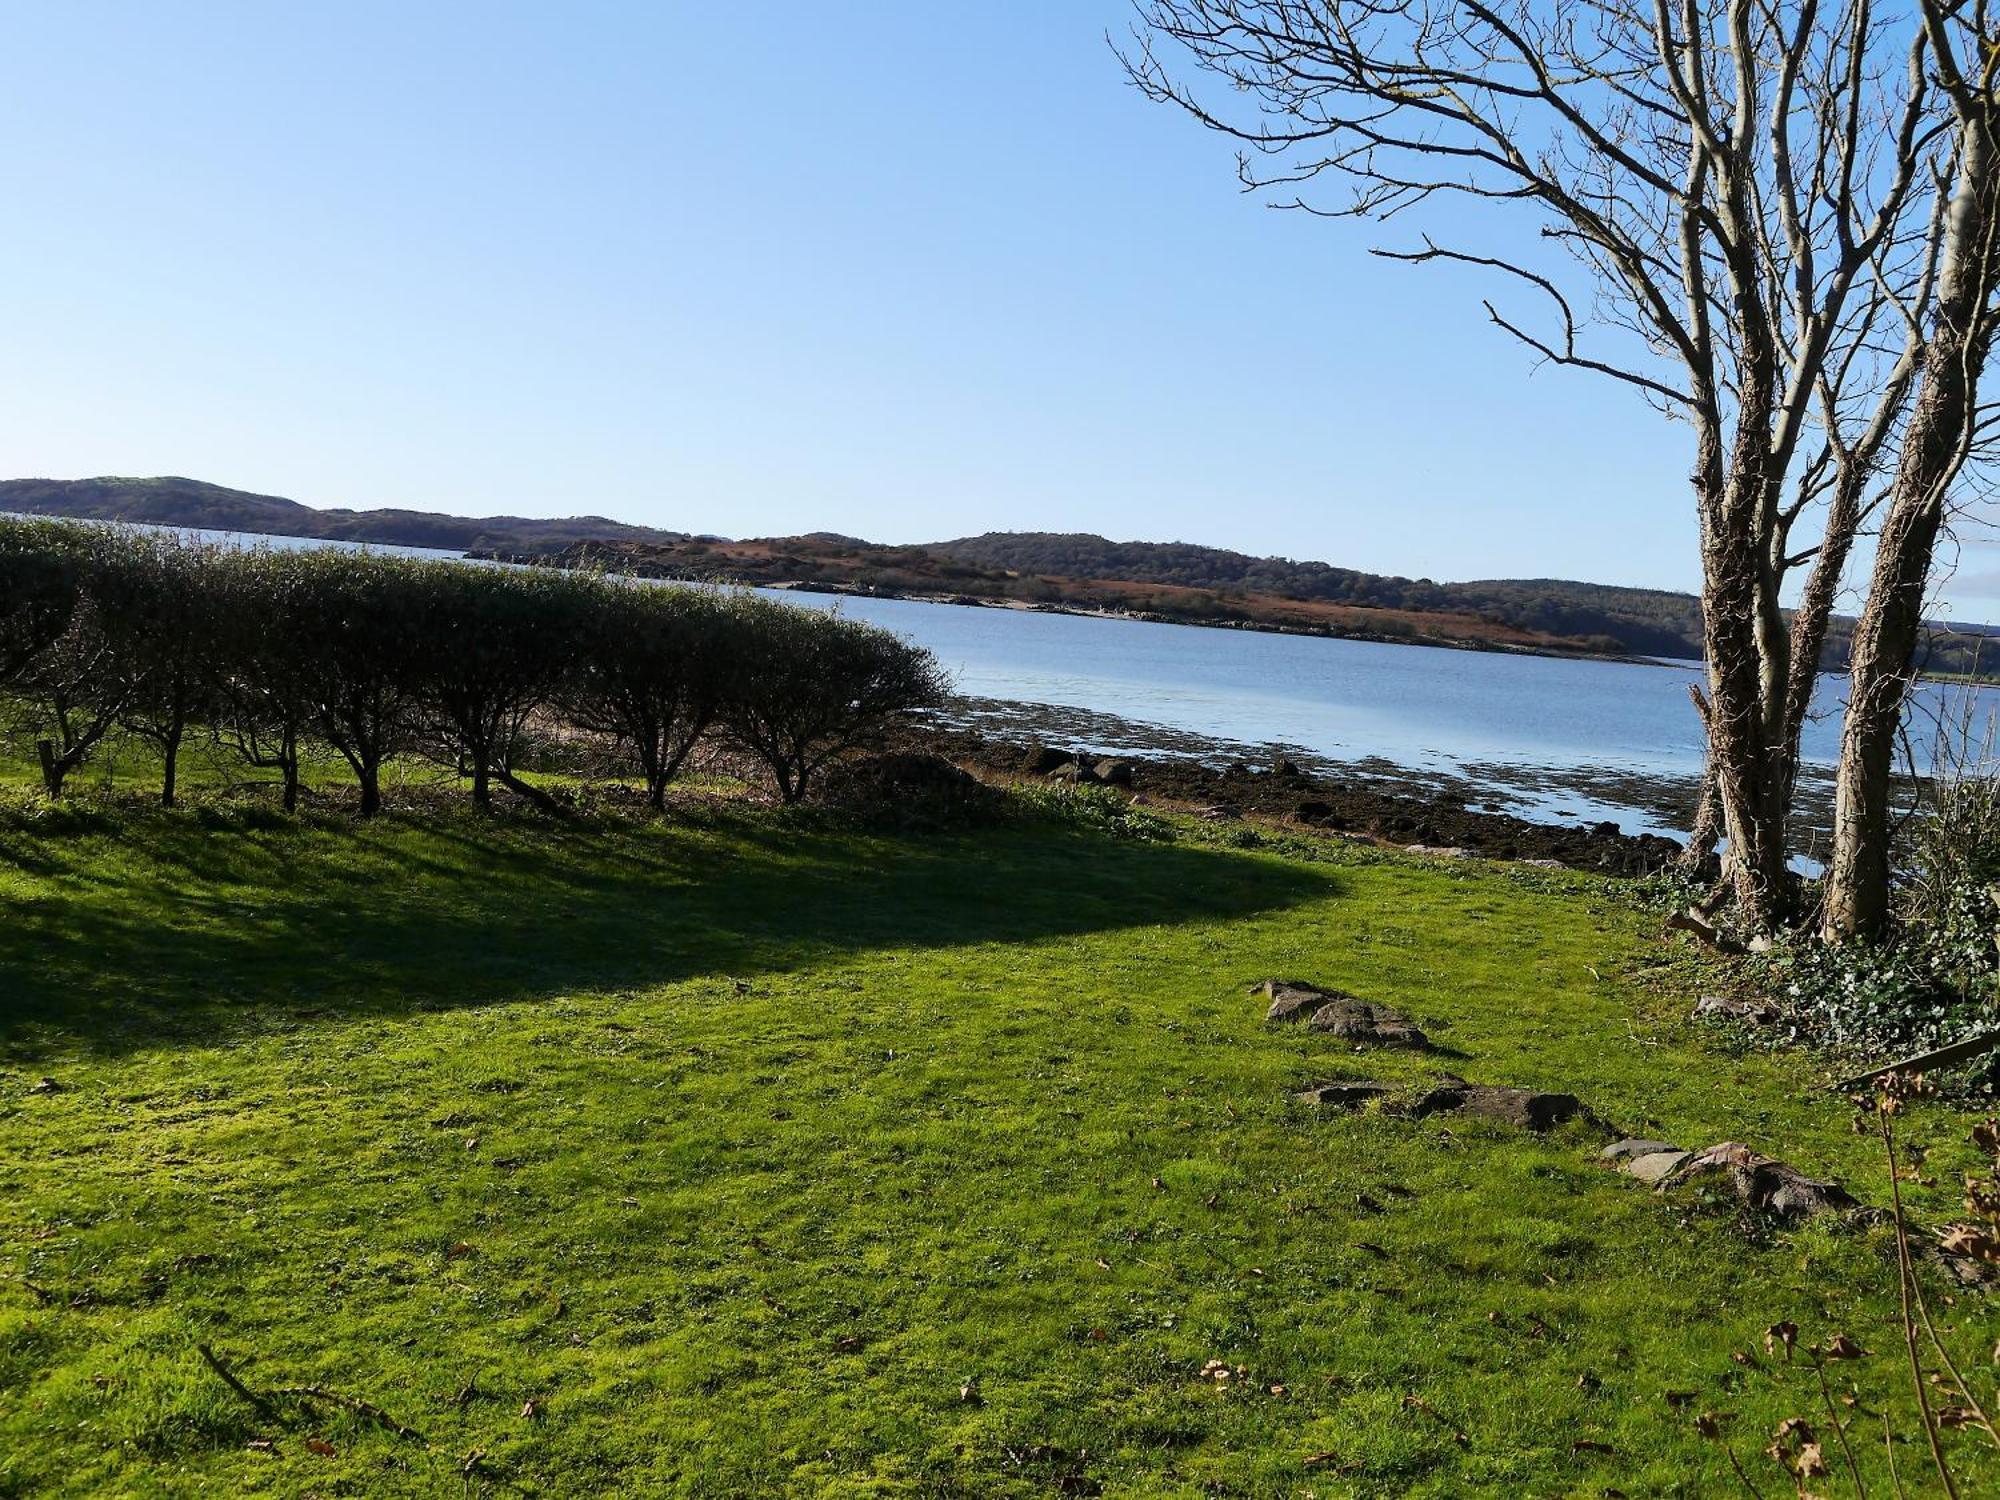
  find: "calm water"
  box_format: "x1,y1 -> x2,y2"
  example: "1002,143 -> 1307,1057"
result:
770,589 -> 1997,835
40,520 -> 1993,833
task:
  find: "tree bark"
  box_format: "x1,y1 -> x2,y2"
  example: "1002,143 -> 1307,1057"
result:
1824,123 -> 1997,942
357,761 -> 381,818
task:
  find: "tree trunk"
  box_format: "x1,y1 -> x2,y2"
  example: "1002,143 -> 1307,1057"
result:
281,727 -> 299,813
1824,125 -> 1997,943
357,760 -> 381,818
160,724 -> 182,808
36,739 -> 64,798
471,760 -> 491,806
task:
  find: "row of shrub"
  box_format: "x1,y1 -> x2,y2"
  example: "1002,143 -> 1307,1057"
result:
0,518 -> 947,814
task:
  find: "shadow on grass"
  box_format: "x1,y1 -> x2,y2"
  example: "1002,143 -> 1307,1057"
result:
0,802 -> 1338,1057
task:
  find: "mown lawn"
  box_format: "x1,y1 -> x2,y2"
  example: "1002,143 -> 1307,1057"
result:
0,773 -> 1994,1496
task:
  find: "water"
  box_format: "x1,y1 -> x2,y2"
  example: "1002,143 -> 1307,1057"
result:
30,519 -> 1993,836
766,588 -> 1998,838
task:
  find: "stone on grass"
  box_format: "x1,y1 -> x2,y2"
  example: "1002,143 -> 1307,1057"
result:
1405,1076 -> 1588,1132
1601,1138 -> 1682,1162
1253,979 -> 1429,1049
1666,1141 -> 1860,1218
1293,1081 -> 1394,1109
1404,845 -> 1477,859
1626,1150 -> 1692,1186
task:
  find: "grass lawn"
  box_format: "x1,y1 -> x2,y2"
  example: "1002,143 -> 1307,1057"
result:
1,760 -> 1995,1496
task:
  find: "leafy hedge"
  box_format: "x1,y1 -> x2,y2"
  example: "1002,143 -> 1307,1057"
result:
0,518 -> 946,813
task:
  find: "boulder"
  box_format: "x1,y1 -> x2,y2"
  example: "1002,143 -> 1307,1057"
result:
1199,804 -> 1242,821
1021,745 -> 1074,775
1307,997 -> 1430,1049
1405,1076 -> 1588,1132
1405,845 -> 1477,860
1665,1141 -> 1861,1218
1094,759 -> 1135,787
1049,761 -> 1096,784
1254,980 -> 1429,1048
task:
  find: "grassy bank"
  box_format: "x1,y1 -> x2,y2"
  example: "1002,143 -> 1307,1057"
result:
2,776 -> 1995,1496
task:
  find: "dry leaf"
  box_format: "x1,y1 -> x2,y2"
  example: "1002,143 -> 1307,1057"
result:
520,1399 -> 540,1420
305,1436 -> 336,1458
1820,1333 -> 1868,1360
1764,1321 -> 1798,1360
1572,1440 -> 1615,1454
1796,1441 -> 1829,1479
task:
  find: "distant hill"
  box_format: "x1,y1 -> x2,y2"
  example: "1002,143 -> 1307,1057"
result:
11,477 -> 1998,675
0,476 -> 689,553
928,531 -> 2000,676
931,532 -> 1707,659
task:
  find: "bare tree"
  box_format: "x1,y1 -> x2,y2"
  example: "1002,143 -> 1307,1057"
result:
1125,0 -> 1950,927
1825,13 -> 2000,941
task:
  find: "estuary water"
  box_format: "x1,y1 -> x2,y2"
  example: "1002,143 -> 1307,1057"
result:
38,519 -> 1992,837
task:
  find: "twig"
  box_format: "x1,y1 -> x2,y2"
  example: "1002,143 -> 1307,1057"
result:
1812,1352 -> 1867,1497
1885,1410 -> 1909,1499
195,1342 -> 280,1423
275,1384 -> 425,1442
1724,1445 -> 1768,1498
1880,1107 -> 1961,1497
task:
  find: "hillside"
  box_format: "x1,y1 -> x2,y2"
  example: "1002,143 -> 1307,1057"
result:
11,476 -> 1999,673
0,475 -> 689,553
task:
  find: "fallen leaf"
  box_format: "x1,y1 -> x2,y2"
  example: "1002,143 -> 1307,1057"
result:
1796,1440 -> 1828,1478
1820,1333 -> 1868,1360
445,1242 -> 474,1260
1764,1321 -> 1799,1360
520,1399 -> 540,1420
306,1436 -> 336,1458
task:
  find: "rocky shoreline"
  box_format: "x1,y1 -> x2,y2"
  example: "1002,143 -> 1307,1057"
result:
902,721 -> 1694,877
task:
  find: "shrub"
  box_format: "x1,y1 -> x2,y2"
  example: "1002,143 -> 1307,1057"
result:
562,579 -> 734,811
721,603 -> 948,803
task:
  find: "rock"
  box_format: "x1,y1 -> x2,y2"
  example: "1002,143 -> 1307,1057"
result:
1692,994 -> 1781,1025
1667,1141 -> 1861,1218
1273,758 -> 1304,778
1021,744 -> 1074,775
1307,997 -> 1430,1049
1406,1076 -> 1588,1131
1255,980 -> 1429,1048
1294,799 -> 1333,822
1199,804 -> 1242,821
1049,761 -> 1096,784
1404,845 -> 1477,859
1094,759 -> 1135,787
1256,979 -> 1335,1024
1293,1080 -> 1394,1109
1601,1138 -> 1682,1162
1520,858 -> 1567,869
1626,1150 -> 1692,1186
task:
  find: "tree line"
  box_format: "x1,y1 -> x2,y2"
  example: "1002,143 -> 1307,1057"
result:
0,518 -> 947,814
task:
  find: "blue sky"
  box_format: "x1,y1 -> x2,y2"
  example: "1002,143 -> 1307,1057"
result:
2,2 -> 1993,610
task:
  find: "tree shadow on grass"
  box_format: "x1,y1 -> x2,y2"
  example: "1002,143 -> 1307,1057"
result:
0,805 -> 1339,1058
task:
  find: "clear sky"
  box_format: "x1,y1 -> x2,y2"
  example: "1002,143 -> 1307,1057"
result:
2,2 -> 1994,611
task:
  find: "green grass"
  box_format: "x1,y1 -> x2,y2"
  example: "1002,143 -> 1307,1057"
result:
1,776 -> 1996,1496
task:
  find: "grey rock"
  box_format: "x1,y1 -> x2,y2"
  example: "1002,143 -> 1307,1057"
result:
1094,759 -> 1135,787
1307,997 -> 1430,1049
1405,1076 -> 1588,1132
1199,804 -> 1242,821
1668,1141 -> 1860,1218
1627,1150 -> 1692,1186
1256,979 -> 1337,1025
1404,844 -> 1477,859
1601,1138 -> 1682,1162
